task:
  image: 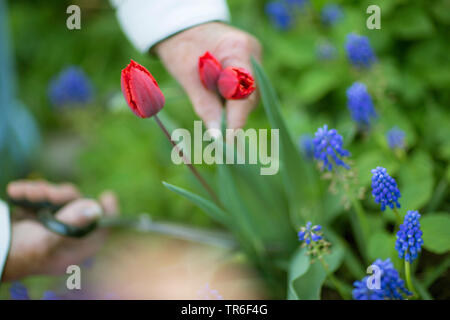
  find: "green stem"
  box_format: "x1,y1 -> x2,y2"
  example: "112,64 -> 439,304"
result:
336,169 -> 370,259
405,260 -> 418,299
319,257 -> 351,300
392,207 -> 402,226
350,196 -> 370,249
154,115 -> 222,208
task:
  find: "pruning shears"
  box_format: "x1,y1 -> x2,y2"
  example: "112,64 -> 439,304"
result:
6,197 -> 98,238
1,198 -> 236,247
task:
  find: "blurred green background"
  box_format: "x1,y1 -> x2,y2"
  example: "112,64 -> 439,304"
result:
1,0 -> 449,299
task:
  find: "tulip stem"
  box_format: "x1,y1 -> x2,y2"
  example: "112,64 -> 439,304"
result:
153,115 -> 222,207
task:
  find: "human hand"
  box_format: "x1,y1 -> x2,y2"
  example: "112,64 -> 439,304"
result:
156,22 -> 262,130
3,180 -> 119,281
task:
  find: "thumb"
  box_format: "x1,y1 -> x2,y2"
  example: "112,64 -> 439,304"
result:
55,199 -> 103,227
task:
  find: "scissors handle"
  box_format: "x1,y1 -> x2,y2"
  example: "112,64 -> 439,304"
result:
8,198 -> 98,238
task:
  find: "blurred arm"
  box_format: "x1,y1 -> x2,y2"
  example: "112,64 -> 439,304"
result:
0,200 -> 11,282
111,0 -> 230,53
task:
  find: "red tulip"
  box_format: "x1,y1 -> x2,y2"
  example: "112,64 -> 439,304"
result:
121,59 -> 165,118
218,67 -> 255,100
198,51 -> 222,91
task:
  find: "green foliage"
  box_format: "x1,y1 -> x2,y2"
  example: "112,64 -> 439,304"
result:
421,214 -> 450,254
288,243 -> 345,300
5,0 -> 449,300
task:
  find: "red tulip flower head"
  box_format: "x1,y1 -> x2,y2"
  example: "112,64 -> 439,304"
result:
121,59 -> 165,118
198,51 -> 222,92
218,67 -> 255,100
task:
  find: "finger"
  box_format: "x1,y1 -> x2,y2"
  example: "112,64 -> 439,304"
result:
184,82 -> 224,130
225,92 -> 259,130
7,180 -> 50,202
55,199 -> 103,228
7,181 -> 28,199
45,183 -> 81,205
99,191 -> 120,218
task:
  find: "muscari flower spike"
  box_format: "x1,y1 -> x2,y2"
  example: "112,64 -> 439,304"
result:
313,125 -> 350,171
395,210 -> 423,263
346,82 -> 377,127
387,127 -> 406,149
298,222 -> 331,259
298,221 -> 322,245
265,1 -> 292,30
371,167 -> 401,211
9,282 -> 30,300
352,258 -> 411,300
48,66 -> 93,107
286,0 -> 309,10
10,282 -> 61,300
316,42 -> 337,60
321,4 -> 343,26
345,33 -> 376,69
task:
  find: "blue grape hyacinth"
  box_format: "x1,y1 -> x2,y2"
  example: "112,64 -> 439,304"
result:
352,259 -> 411,300
395,211 -> 423,263
10,282 -> 61,300
346,82 -> 377,126
313,125 -> 350,171
286,0 -> 309,9
321,4 -> 343,26
299,134 -> 314,159
371,167 -> 401,211
265,2 -> 292,30
9,282 -> 30,300
316,42 -> 337,60
345,33 -> 376,68
387,127 -> 406,149
298,221 -> 322,245
48,66 -> 93,107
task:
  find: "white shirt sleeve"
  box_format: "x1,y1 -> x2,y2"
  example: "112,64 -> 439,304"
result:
0,200 -> 11,282
111,0 -> 231,53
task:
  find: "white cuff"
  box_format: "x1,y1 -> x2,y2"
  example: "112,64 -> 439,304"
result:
112,0 -> 230,53
0,200 -> 11,282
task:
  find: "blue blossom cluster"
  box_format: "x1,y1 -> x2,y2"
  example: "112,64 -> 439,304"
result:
316,42 -> 337,60
265,0 -> 309,30
371,167 -> 401,211
313,125 -> 350,171
298,221 -> 322,244
265,2 -> 292,30
321,4 -> 343,26
10,282 -> 60,300
345,33 -> 376,68
299,134 -> 314,159
395,211 -> 423,263
286,0 -> 309,8
48,66 -> 93,107
386,127 -> 406,149
346,82 -> 377,126
9,282 -> 30,300
352,259 -> 411,300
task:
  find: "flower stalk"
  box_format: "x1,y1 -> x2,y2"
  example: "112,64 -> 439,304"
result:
405,261 -> 418,299
392,207 -> 402,226
318,256 -> 350,300
153,115 -> 222,208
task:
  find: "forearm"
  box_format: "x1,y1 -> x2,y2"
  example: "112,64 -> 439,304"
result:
111,0 -> 230,53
